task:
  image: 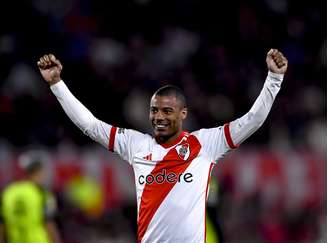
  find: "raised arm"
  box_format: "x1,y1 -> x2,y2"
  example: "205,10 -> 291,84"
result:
227,49 -> 288,147
37,54 -> 111,147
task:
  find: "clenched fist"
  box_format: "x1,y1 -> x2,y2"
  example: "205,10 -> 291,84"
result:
266,49 -> 288,75
37,54 -> 63,85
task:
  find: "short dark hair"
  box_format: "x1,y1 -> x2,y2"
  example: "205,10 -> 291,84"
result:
19,152 -> 44,175
153,85 -> 187,108
25,160 -> 43,175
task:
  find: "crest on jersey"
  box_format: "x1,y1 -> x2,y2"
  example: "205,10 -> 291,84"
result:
175,143 -> 190,160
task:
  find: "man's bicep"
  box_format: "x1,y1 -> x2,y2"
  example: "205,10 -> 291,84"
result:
88,121 -> 144,164
194,127 -> 233,162
228,111 -> 262,146
85,119 -> 111,148
110,128 -> 145,164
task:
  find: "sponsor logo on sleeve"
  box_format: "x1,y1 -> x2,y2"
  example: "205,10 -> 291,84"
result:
118,128 -> 125,134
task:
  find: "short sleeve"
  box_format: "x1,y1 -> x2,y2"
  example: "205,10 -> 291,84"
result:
192,124 -> 237,163
108,127 -> 147,164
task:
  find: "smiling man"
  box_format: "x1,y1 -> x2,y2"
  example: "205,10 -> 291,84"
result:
150,85 -> 187,144
37,49 -> 288,243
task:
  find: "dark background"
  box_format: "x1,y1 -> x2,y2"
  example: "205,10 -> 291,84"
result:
0,0 -> 326,242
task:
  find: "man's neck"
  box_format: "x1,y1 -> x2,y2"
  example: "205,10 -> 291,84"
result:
156,130 -> 184,145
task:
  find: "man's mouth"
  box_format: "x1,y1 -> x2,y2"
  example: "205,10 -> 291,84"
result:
154,124 -> 169,130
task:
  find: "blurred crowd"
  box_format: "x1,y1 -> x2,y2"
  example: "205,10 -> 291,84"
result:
0,0 -> 326,242
0,0 -> 326,151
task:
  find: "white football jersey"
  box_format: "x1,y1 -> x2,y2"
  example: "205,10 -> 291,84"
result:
108,125 -> 235,243
50,71 -> 283,243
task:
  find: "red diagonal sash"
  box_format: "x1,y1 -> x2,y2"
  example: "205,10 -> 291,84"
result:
137,135 -> 201,242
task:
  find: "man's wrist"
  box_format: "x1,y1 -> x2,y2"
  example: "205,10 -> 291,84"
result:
50,80 -> 64,94
49,79 -> 61,86
268,71 -> 284,82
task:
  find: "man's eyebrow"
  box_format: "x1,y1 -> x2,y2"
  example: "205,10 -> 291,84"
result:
163,107 -> 174,110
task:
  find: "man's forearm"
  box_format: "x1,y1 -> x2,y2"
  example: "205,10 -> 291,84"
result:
229,71 -> 284,145
50,81 -> 97,132
50,81 -> 111,147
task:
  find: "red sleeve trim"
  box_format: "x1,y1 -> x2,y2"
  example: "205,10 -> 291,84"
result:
224,123 -> 238,149
108,126 -> 117,152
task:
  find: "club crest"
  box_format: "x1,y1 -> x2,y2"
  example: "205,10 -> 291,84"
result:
175,143 -> 190,160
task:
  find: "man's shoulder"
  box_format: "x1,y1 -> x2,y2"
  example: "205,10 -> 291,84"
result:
2,181 -> 22,193
190,126 -> 224,137
117,128 -> 154,149
2,181 -> 40,196
119,128 -> 153,141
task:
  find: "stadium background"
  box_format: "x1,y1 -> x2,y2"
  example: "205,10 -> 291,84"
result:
0,0 -> 326,242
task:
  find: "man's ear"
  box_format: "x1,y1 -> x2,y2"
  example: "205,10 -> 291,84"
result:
181,108 -> 187,120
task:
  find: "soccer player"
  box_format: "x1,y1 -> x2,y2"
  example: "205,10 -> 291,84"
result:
37,49 -> 288,243
0,152 -> 62,243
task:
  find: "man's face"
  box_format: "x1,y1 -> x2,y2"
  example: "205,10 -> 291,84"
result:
149,95 -> 187,141
32,167 -> 46,185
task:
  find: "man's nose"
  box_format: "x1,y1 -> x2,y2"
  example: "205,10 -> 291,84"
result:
155,111 -> 165,120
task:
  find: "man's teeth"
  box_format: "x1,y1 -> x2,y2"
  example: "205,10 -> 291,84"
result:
156,125 -> 166,128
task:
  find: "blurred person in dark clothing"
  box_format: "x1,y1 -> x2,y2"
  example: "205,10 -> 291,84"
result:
0,152 -> 62,243
37,49 -> 287,243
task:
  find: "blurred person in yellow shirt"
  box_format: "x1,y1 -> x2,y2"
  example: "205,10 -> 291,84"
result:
0,152 -> 61,243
